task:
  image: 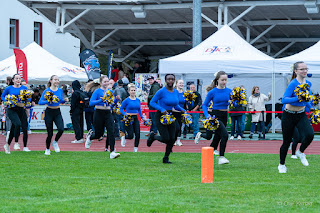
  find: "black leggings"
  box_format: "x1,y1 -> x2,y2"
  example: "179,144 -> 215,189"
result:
125,115 -> 140,147
175,113 -> 182,137
292,127 -> 300,155
200,110 -> 228,156
44,108 -> 64,149
6,107 -> 28,147
154,111 -> 178,158
90,109 -> 115,152
280,110 -> 314,164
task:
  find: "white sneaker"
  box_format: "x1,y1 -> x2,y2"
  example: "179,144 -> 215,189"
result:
85,129 -> 93,149
176,138 -> 183,146
296,150 -> 309,166
4,144 -> 10,154
14,142 -> 20,150
291,155 -> 298,159
218,156 -> 230,165
44,149 -> 51,155
237,135 -> 242,140
23,147 -> 31,152
28,130 -> 32,134
194,132 -> 201,144
121,136 -> 126,147
71,139 -> 83,144
110,151 -> 120,159
278,164 -> 287,173
214,150 -> 219,156
52,141 -> 60,153
134,147 -> 138,152
229,136 -> 234,140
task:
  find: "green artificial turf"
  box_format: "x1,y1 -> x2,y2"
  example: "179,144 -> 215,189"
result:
0,152 -> 319,212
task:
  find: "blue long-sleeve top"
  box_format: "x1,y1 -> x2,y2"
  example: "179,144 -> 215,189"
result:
1,85 -> 31,104
282,78 -> 313,109
178,91 -> 185,108
150,87 -> 185,113
39,88 -> 65,106
203,87 -> 232,118
89,88 -> 115,108
120,97 -> 143,117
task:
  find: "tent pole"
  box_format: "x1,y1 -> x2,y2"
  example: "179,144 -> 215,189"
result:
192,0 -> 202,47
272,61 -> 276,134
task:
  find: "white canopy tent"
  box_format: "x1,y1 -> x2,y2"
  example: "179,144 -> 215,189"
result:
0,42 -> 88,83
275,41 -> 320,94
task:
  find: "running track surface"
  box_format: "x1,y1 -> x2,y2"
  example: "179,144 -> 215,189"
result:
1,134 -> 319,155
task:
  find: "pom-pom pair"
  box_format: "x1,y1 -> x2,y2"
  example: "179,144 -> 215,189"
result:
310,109 -> 320,125
181,113 -> 192,125
202,116 -> 220,131
44,91 -> 59,103
294,83 -> 312,102
183,90 -> 197,104
18,90 -> 32,102
229,87 -> 247,109
5,95 -> 18,108
101,90 -> 115,105
122,114 -> 133,126
160,114 -> 176,125
143,119 -> 152,127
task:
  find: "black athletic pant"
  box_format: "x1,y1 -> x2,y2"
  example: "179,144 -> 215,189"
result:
292,127 -> 300,155
125,115 -> 141,148
71,110 -> 84,140
6,107 -> 28,147
44,108 -> 64,149
280,110 -> 314,164
90,109 -> 115,152
201,110 -> 228,156
154,111 -> 178,158
85,111 -> 94,131
175,113 -> 182,137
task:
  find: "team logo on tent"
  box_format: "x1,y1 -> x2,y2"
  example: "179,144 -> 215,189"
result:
0,66 -> 10,72
61,67 -> 85,74
203,46 -> 232,54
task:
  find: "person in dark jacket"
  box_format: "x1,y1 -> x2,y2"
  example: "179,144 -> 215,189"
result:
70,80 -> 84,143
229,103 -> 244,140
147,76 -> 161,136
186,84 -> 202,139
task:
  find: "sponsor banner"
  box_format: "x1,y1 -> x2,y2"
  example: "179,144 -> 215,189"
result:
138,102 -> 150,132
203,46 -> 232,55
29,105 -> 73,129
79,49 -> 101,80
13,48 -> 28,83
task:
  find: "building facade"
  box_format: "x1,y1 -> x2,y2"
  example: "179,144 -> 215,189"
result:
0,0 -> 80,66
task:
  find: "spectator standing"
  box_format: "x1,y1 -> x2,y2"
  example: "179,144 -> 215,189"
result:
111,66 -> 119,82
31,89 -> 41,104
248,86 -> 271,139
186,84 -> 202,139
146,76 -> 161,136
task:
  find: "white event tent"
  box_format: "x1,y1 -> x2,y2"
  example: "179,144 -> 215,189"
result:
0,42 -> 88,83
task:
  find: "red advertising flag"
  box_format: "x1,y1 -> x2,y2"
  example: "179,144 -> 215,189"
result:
13,48 -> 28,83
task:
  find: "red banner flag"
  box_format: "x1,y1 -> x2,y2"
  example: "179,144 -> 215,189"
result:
13,48 -> 28,83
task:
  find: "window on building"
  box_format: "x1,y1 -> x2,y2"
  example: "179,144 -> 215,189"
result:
34,22 -> 43,46
10,19 -> 19,48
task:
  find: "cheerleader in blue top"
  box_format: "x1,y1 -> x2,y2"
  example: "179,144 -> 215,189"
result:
85,75 -> 120,159
148,74 -> 186,164
120,83 -> 146,152
39,75 -> 67,155
194,71 -> 232,165
1,74 -> 31,154
278,61 -> 315,173
174,79 -> 185,146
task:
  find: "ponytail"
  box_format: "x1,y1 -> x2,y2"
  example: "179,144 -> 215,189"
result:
290,61 -> 304,81
47,75 -> 57,88
206,71 -> 227,92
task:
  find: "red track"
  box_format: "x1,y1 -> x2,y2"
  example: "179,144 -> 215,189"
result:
1,133 -> 319,155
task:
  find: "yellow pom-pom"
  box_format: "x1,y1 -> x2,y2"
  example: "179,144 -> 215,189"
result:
160,114 -> 176,125
143,119 -> 152,127
181,113 -> 192,125
113,102 -> 121,115
183,90 -> 197,104
122,114 -> 133,126
18,90 -> 32,102
310,109 -> 320,124
202,116 -> 220,131
102,90 -> 115,105
44,91 -> 59,103
208,101 -> 213,109
294,84 -> 312,102
5,95 -> 18,108
312,93 -> 320,106
229,87 -> 247,109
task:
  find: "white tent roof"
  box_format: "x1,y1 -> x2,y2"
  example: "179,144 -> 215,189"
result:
275,41 -> 320,74
0,42 -> 88,82
159,25 -> 274,74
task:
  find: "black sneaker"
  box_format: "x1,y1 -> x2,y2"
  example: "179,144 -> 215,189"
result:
249,134 -> 253,139
183,135 -> 187,139
147,132 -> 155,147
189,136 -> 195,139
163,157 -> 172,164
241,135 -> 246,138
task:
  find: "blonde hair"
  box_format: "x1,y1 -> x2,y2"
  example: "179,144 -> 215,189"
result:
47,75 -> 58,88
127,83 -> 136,91
85,75 -> 108,92
174,79 -> 183,89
